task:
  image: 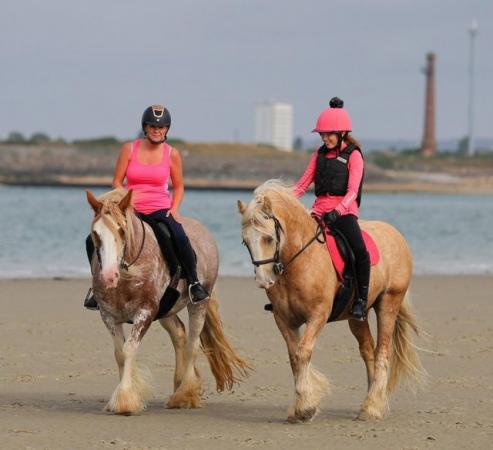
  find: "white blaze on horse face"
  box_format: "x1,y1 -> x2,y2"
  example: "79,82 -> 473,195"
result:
93,217 -> 121,289
244,228 -> 277,289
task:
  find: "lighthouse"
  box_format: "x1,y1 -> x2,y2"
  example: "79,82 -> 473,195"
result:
420,52 -> 437,156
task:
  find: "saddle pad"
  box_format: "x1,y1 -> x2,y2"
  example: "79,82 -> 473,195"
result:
324,229 -> 380,279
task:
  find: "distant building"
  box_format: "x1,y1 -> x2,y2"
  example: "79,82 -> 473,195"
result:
255,101 -> 293,151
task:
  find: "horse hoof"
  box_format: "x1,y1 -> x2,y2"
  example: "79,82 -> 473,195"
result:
104,402 -> 143,416
357,408 -> 384,421
287,407 -> 318,424
167,393 -> 201,409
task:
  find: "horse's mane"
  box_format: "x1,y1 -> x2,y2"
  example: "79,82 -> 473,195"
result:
243,180 -> 313,235
96,188 -> 138,258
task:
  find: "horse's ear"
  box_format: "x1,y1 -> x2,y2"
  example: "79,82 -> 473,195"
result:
86,190 -> 102,214
118,189 -> 133,211
262,196 -> 272,215
237,200 -> 247,215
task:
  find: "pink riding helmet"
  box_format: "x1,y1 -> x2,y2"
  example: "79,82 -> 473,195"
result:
312,97 -> 352,133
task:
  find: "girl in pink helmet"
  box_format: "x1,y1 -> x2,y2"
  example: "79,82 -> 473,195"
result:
294,97 -> 369,320
84,104 -> 209,310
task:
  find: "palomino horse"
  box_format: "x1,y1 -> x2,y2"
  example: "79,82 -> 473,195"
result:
238,180 -> 426,423
86,188 -> 249,414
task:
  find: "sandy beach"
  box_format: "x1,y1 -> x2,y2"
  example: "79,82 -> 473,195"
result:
1,275 -> 492,449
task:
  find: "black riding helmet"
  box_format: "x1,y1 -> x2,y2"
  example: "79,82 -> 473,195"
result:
141,105 -> 171,142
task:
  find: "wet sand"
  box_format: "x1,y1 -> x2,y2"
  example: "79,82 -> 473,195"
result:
1,275 -> 492,449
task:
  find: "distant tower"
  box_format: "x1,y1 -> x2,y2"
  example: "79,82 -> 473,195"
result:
255,101 -> 293,151
420,52 -> 437,156
467,19 -> 479,156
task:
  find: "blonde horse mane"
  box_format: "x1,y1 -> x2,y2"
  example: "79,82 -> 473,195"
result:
242,179 -> 313,235
92,189 -> 142,277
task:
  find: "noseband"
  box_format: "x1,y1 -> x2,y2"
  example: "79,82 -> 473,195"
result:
243,214 -> 325,276
243,215 -> 285,275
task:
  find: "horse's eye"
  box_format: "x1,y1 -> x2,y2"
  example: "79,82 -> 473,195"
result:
263,236 -> 274,245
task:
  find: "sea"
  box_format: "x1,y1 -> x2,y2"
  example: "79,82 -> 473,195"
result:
1,185 -> 492,278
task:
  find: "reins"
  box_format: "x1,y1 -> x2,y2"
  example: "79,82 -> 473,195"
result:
243,214 -> 325,275
120,217 -> 146,271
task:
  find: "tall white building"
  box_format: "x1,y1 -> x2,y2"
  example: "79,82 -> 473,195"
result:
255,101 -> 293,151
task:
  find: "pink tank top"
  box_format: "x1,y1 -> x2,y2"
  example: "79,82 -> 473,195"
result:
126,139 -> 172,214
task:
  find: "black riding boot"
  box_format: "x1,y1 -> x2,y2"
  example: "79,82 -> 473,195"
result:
177,239 -> 210,303
84,287 -> 99,310
350,285 -> 368,321
84,236 -> 99,310
350,252 -> 370,321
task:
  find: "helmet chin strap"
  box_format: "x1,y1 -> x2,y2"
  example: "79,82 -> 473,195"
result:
336,131 -> 347,152
145,133 -> 167,145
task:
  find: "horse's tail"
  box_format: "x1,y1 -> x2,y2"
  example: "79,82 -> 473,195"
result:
388,290 -> 428,393
200,289 -> 251,392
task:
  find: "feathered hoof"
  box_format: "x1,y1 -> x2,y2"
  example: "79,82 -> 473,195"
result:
287,405 -> 318,424
357,406 -> 385,421
104,389 -> 146,415
167,390 -> 202,409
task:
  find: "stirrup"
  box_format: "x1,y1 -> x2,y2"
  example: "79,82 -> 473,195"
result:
84,288 -> 99,311
188,282 -> 210,304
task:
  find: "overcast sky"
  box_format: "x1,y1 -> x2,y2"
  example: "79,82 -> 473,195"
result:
1,0 -> 491,145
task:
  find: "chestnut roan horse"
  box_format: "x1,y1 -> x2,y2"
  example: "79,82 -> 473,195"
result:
87,188 -> 249,415
238,180 -> 426,423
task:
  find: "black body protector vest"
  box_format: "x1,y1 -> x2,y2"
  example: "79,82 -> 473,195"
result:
314,144 -> 364,206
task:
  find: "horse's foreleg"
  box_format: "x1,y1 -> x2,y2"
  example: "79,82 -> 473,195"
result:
113,324 -> 125,380
348,319 -> 375,391
100,312 -> 126,380
167,304 -> 207,409
276,314 -> 330,423
159,314 -> 187,392
105,311 -> 153,415
358,295 -> 400,420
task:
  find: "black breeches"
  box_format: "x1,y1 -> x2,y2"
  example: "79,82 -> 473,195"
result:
331,213 -> 370,297
137,209 -> 189,249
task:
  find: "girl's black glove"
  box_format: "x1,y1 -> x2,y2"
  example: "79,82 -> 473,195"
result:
322,209 -> 340,225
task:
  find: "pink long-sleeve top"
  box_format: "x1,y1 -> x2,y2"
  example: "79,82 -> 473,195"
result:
293,143 -> 364,218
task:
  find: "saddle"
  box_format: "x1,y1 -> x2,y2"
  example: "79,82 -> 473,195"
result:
324,225 -> 380,322
138,217 -> 185,320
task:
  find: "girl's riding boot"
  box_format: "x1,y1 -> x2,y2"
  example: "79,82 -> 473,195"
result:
350,251 -> 370,320
350,285 -> 368,321
178,240 -> 210,303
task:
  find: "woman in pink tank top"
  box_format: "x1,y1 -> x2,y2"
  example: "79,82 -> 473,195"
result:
294,97 -> 369,321
84,104 -> 209,309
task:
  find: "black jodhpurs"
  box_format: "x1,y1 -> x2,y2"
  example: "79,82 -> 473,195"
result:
331,213 -> 370,299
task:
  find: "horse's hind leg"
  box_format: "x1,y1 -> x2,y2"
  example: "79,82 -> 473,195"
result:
167,304 -> 207,409
348,319 -> 375,391
159,314 -> 187,392
275,314 -> 330,423
358,293 -> 400,420
104,312 -> 153,415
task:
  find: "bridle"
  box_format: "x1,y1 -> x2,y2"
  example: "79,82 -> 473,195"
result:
95,216 -> 146,271
242,214 -> 325,276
